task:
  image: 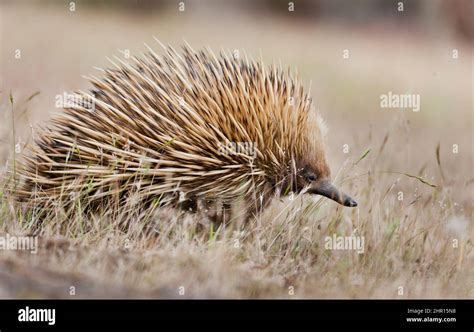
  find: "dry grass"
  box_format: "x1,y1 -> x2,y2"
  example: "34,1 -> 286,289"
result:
0,3 -> 472,299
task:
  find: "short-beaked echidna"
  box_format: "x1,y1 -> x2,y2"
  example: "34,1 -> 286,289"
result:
16,43 -> 357,222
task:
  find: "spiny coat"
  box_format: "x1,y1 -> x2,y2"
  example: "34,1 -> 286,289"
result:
16,42 -> 356,222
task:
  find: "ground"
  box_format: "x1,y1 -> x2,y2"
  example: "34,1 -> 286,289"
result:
0,3 -> 472,298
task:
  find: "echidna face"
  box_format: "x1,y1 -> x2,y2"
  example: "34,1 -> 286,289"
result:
303,164 -> 358,207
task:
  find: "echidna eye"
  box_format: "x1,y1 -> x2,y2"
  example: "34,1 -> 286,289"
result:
307,174 -> 317,182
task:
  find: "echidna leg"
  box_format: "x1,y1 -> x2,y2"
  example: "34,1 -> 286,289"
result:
206,200 -> 232,226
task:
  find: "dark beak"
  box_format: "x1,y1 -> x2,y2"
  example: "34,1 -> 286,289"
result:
308,179 -> 357,207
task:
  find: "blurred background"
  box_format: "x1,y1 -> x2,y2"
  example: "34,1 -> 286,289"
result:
0,0 -> 472,201
0,0 -> 472,299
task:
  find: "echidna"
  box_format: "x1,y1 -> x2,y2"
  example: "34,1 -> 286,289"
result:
16,42 -> 357,222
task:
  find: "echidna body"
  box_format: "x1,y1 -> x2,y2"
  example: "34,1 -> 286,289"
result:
16,43 -> 357,221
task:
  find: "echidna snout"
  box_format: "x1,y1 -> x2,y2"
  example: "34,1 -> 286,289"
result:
308,178 -> 358,207
299,161 -> 357,207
